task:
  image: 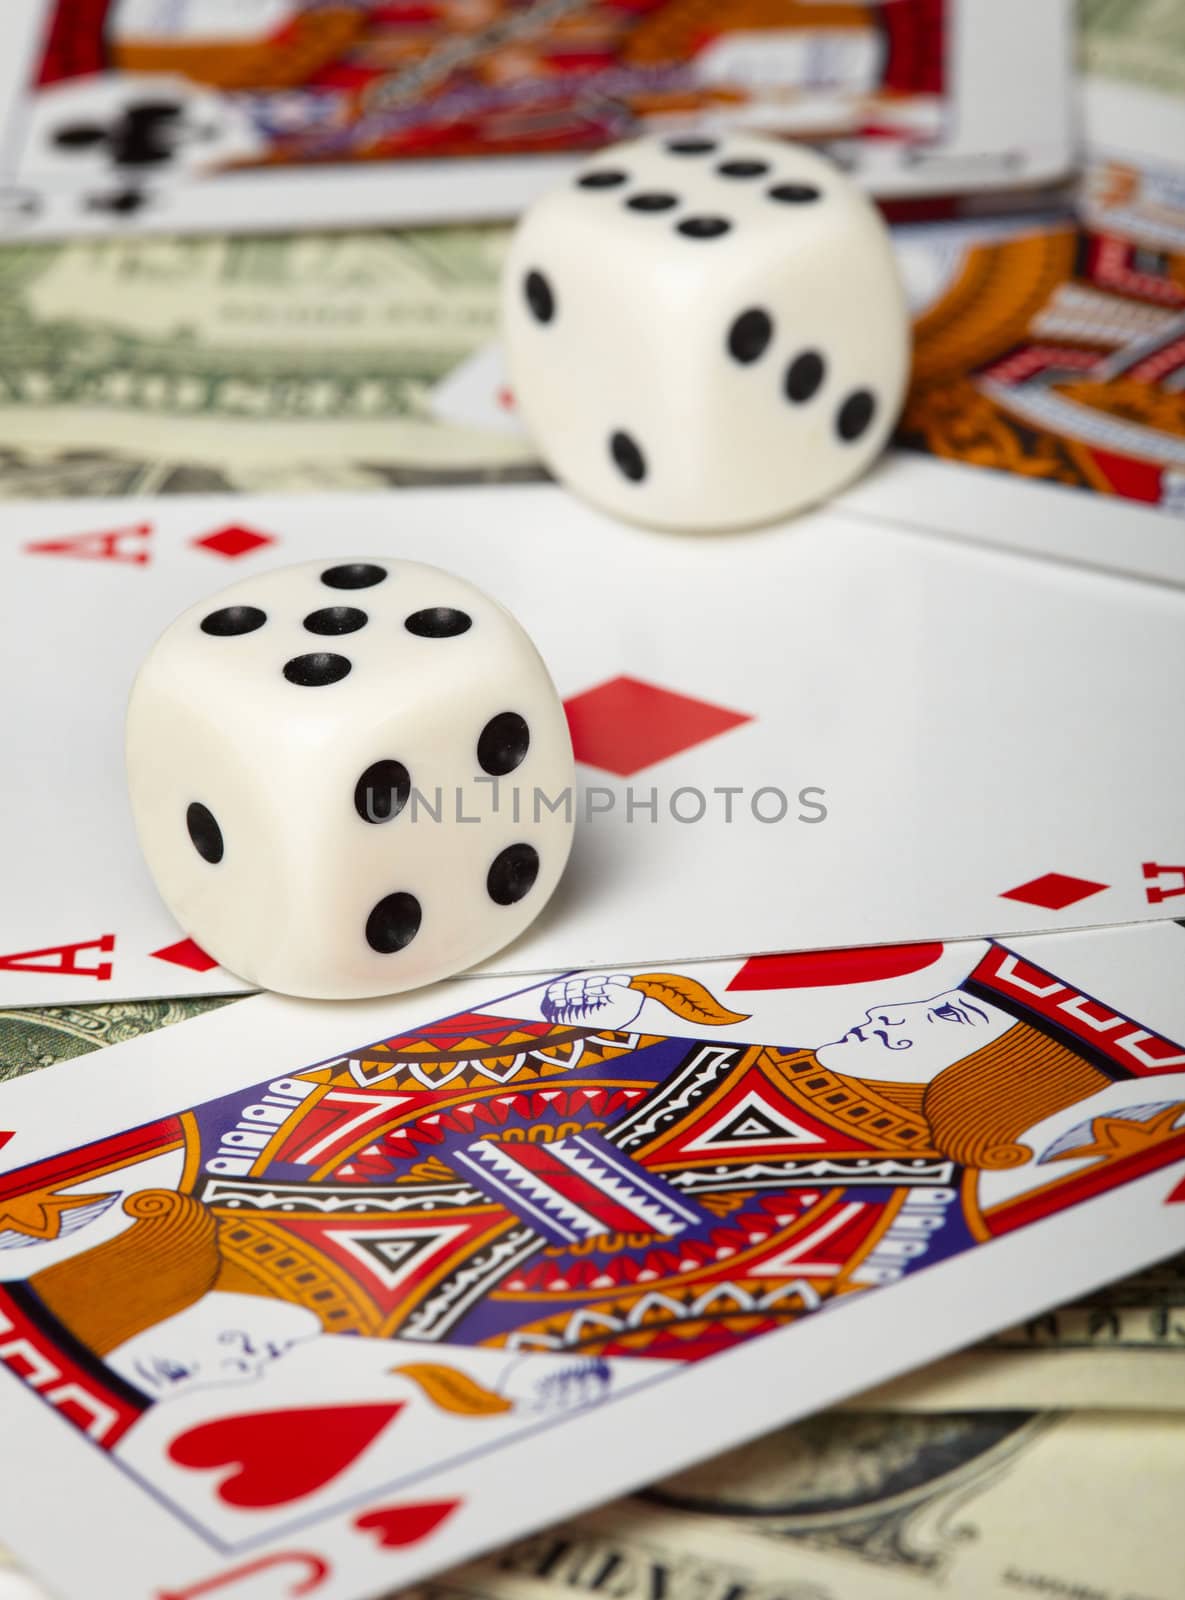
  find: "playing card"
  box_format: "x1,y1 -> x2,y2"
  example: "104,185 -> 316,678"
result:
866,81 -> 1185,562
1,487 -> 1184,1006
838,452 -> 1185,588
0,920 -> 1183,1598
429,345 -> 524,439
890,177 -> 1185,515
0,0 -> 1075,240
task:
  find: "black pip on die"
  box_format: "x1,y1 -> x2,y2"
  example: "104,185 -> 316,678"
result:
502,134 -> 910,531
126,559 -> 574,998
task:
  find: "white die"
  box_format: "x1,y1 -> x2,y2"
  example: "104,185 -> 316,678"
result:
126,558 -> 574,998
502,134 -> 910,531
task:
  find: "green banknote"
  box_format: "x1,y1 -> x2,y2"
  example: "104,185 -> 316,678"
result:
487,1408 -> 1185,1600
0,996 -> 238,1083
1082,0 -> 1185,96
0,227 -> 538,499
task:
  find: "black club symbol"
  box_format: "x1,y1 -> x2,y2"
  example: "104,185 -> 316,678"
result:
52,100 -> 189,168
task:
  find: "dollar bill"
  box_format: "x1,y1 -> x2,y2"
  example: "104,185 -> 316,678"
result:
990,1251 -> 1185,1353
481,1408 -> 1185,1600
1081,0 -> 1185,97
0,996 -> 238,1083
0,227 -> 539,499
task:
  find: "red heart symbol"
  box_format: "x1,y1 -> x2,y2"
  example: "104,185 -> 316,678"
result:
168,1403 -> 403,1509
727,943 -> 944,992
354,1499 -> 461,1549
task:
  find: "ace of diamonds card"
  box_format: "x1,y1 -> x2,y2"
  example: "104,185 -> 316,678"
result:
1,487 -> 1185,1007
0,922 -> 1184,1598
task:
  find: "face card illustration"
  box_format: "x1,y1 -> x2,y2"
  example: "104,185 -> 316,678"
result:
838,152 -> 1185,589
893,157 -> 1185,516
0,922 -> 1184,1598
2,488 -> 1185,1007
0,0 -> 1074,238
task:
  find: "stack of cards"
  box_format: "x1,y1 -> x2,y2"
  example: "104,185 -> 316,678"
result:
1,7 -> 1183,1597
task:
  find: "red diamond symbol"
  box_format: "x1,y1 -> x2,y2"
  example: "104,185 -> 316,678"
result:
151,938 -> 218,973
192,524 -> 275,559
729,943 -> 944,992
999,873 -> 1109,911
564,675 -> 751,777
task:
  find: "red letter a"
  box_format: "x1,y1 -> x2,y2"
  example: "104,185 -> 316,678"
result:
0,935 -> 115,980
24,523 -> 152,565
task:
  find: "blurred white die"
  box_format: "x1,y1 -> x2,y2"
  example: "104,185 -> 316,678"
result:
502,133 -> 909,531
126,558 -> 574,998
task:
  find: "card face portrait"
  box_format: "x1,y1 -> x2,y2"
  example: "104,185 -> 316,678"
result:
897,172 -> 1185,501
1,922 -> 1184,1597
0,0 -> 1074,239
2,488 -> 1185,1007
